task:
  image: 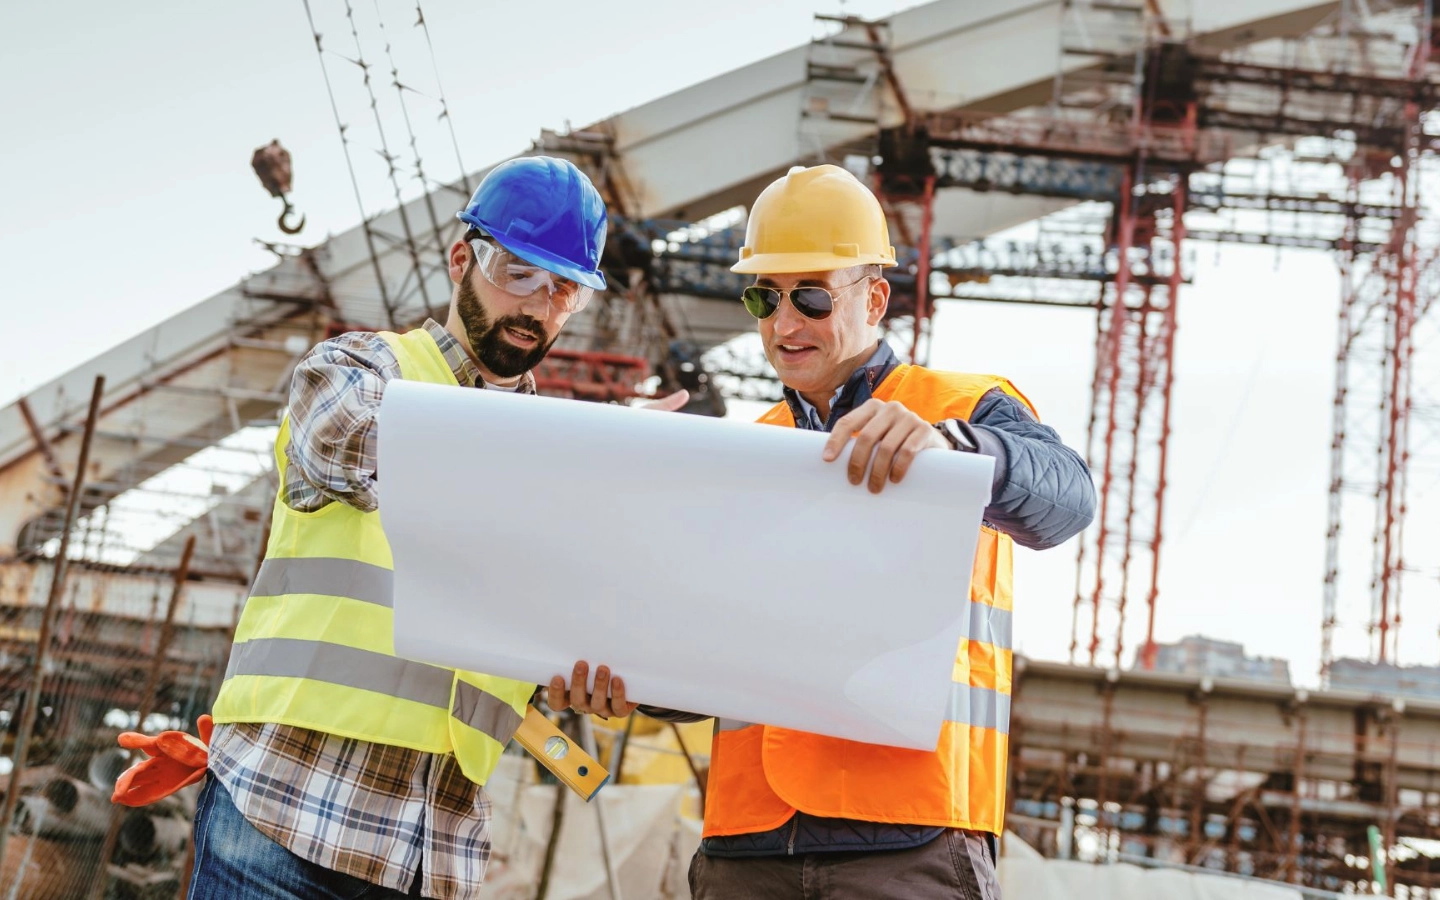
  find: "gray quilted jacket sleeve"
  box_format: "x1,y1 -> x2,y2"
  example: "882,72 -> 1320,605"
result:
964,389 -> 1095,551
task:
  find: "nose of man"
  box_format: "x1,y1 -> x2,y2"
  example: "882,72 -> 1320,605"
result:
772,296 -> 810,336
517,291 -> 554,321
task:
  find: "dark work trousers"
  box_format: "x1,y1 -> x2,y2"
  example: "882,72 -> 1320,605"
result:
688,829 -> 1001,900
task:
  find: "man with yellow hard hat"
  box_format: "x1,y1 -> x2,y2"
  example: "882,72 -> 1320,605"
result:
685,164 -> 1096,898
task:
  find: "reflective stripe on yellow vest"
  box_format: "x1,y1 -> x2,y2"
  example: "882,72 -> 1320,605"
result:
211,327 -> 536,786
702,364 -> 1034,836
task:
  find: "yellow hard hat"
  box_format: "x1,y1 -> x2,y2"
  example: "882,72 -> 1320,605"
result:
731,164 -> 898,275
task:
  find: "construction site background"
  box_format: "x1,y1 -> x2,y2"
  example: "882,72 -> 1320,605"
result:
7,0 -> 1440,897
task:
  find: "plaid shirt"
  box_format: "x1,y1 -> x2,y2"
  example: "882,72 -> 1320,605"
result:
209,319 -> 536,899
282,319 -> 534,513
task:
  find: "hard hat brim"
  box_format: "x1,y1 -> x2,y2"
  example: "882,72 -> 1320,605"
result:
495,235 -> 609,291
730,251 -> 898,275
457,211 -> 608,291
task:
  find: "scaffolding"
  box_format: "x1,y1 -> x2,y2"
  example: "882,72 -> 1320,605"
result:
626,2 -> 1440,680
1008,658 -> 1440,895
909,4 -> 1440,890
833,1 -> 1440,678
8,1 -> 1440,896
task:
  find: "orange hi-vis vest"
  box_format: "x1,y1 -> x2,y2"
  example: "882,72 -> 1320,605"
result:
702,363 -> 1035,838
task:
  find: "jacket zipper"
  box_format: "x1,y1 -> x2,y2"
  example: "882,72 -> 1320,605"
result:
786,817 -> 799,856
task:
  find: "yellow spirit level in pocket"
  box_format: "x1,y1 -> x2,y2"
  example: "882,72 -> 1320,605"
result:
513,706 -> 610,801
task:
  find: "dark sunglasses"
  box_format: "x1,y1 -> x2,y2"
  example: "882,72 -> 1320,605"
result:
741,274 -> 873,320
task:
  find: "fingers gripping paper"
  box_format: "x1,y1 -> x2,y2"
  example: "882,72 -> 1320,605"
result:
379,381 -> 994,750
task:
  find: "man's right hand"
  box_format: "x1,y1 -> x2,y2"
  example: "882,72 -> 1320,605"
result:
547,660 -> 639,719
823,398 -> 948,493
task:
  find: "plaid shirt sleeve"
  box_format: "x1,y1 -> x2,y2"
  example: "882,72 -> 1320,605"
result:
283,332 -> 403,514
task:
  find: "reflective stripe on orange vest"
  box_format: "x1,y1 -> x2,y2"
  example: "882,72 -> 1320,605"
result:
701,364 -> 1031,838
949,684 -> 1010,734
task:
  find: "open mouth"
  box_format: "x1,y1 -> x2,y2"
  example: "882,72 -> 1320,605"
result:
504,326 -> 540,347
775,342 -> 816,362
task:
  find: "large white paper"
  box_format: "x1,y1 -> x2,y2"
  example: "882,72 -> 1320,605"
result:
379,380 -> 993,750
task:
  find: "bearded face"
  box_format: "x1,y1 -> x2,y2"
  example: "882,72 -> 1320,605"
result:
454,266 -> 557,379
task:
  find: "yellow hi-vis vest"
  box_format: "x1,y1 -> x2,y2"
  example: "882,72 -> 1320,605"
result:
703,364 -> 1034,837
212,327 -> 536,786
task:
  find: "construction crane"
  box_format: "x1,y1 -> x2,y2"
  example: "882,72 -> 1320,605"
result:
5,1 -> 1440,895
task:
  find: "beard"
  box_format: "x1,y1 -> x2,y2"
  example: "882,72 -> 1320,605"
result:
455,273 -> 556,379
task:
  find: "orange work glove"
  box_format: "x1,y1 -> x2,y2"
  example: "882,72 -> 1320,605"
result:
111,714 -> 213,807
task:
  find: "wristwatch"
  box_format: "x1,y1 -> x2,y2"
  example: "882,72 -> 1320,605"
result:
934,418 -> 980,453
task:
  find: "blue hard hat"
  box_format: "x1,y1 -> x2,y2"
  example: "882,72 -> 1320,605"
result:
456,156 -> 608,291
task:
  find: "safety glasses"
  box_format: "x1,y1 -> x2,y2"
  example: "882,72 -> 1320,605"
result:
470,239 -> 594,313
740,274 -> 873,321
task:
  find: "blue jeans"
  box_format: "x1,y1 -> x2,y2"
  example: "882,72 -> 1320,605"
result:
188,775 -> 424,900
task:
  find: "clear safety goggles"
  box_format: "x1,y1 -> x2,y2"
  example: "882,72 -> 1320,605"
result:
469,239 -> 594,313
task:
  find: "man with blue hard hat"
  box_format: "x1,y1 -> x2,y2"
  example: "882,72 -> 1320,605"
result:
189,157 -> 685,899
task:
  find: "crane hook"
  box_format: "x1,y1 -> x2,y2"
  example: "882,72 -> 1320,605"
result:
278,199 -> 307,235
252,140 -> 306,236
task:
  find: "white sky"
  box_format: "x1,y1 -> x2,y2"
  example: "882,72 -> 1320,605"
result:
3,0 -> 1436,685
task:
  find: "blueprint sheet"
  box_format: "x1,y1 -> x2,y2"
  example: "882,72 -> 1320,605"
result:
379,380 -> 993,750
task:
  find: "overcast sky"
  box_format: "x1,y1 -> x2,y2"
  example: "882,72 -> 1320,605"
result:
3,0 -> 1435,685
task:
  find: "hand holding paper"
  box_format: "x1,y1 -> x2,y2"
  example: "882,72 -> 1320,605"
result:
548,661 -> 638,719
823,397 -> 952,493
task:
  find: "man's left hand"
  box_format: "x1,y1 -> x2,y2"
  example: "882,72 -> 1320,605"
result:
823,399 -> 947,494
547,660 -> 639,719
